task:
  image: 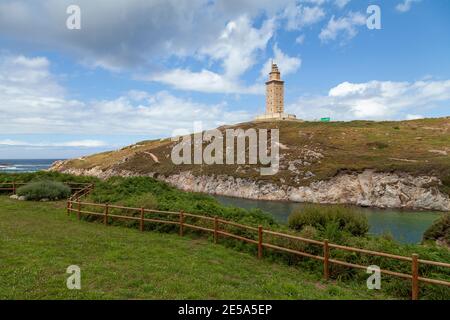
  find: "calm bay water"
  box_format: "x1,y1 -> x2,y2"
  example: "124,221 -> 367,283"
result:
213,195 -> 442,244
0,159 -> 59,173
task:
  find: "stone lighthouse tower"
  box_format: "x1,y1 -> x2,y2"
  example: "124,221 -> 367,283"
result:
255,62 -> 297,121
266,62 -> 284,114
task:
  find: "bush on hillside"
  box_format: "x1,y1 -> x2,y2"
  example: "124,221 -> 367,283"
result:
423,214 -> 450,246
115,193 -> 158,210
288,204 -> 369,238
0,171 -> 98,184
367,141 -> 389,149
16,180 -> 71,201
86,176 -> 277,228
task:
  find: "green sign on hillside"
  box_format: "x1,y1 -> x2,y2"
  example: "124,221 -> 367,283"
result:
320,117 -> 331,122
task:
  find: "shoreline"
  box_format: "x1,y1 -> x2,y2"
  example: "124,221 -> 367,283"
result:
48,164 -> 450,212
211,192 -> 445,214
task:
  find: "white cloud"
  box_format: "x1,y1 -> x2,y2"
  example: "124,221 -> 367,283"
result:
146,15 -> 274,94
0,139 -> 107,147
295,34 -> 306,44
260,44 -> 302,77
0,0 -> 293,72
283,3 -> 326,30
301,0 -> 349,8
396,0 -> 421,13
334,0 -> 350,9
287,79 -> 450,120
0,0 -> 217,70
200,16 -> 275,79
0,0 -> 365,97
145,69 -> 263,94
406,114 -> 424,120
319,12 -> 366,43
0,55 -> 62,94
0,0 -> 367,90
0,55 -> 253,135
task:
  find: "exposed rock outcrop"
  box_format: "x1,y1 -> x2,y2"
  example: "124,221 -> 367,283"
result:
51,163 -> 450,212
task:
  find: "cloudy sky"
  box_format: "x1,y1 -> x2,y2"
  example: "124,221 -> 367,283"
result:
0,0 -> 449,158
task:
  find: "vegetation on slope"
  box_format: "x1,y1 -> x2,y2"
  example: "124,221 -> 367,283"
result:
288,205 -> 369,237
2,173 -> 450,299
0,196 -> 389,300
423,214 -> 450,247
16,180 -> 71,201
77,176 -> 450,300
86,176 -> 276,227
53,117 -> 450,195
0,171 -> 97,185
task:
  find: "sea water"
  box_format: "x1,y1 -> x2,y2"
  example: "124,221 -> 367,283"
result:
0,159 -> 60,173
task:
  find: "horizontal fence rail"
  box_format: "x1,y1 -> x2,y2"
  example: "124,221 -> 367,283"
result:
2,182 -> 449,300
63,185 -> 450,301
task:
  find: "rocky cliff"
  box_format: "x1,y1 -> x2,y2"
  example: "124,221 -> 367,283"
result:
49,118 -> 450,211
52,164 -> 450,211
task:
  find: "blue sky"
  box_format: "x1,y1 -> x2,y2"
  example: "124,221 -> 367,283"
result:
0,0 -> 449,159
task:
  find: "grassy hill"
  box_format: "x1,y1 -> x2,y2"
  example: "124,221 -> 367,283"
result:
52,118 -> 450,195
0,196 -> 391,299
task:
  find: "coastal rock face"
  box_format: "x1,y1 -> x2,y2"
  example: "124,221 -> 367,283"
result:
288,171 -> 450,211
51,163 -> 450,211
162,170 -> 450,211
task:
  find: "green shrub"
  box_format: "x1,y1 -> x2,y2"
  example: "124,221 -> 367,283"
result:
0,171 -> 98,184
367,141 -> 389,149
16,180 -> 71,201
298,225 -> 319,239
322,220 -> 344,242
86,176 -> 277,228
115,193 -> 158,209
423,214 -> 450,246
288,204 -> 369,237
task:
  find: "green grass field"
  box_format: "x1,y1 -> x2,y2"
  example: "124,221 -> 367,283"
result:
0,196 -> 392,300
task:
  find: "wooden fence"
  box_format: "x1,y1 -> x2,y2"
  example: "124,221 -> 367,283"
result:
3,182 -> 449,299
64,185 -> 450,300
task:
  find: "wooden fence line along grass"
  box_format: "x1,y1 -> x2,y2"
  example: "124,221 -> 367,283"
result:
64,185 -> 450,300
3,182 -> 450,299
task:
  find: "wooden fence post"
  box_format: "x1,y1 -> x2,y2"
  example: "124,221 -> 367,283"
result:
258,225 -> 263,259
77,201 -> 81,220
323,239 -> 330,280
12,182 -> 16,195
412,254 -> 419,300
104,204 -> 109,226
179,211 -> 184,236
214,216 -> 218,244
70,201 -> 72,215
140,208 -> 144,232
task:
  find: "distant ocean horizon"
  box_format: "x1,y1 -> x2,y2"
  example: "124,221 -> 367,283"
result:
0,159 -> 63,173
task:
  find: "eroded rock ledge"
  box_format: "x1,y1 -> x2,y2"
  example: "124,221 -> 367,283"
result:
51,163 -> 450,212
